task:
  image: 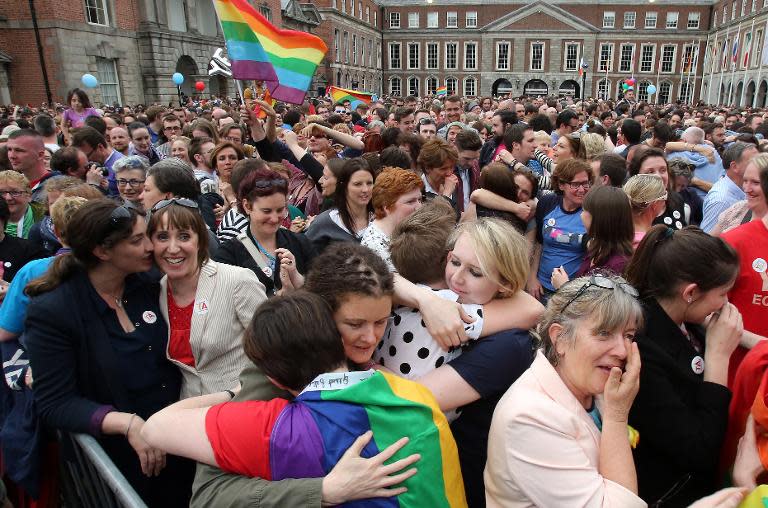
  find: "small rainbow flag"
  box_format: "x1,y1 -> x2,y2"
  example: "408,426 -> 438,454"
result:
436,86 -> 447,97
213,0 -> 328,104
328,85 -> 374,109
207,371 -> 467,507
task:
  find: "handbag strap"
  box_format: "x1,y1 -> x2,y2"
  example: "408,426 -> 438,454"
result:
236,232 -> 271,271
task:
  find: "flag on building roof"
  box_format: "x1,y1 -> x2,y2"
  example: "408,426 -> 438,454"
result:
213,0 -> 328,104
436,85 -> 448,96
328,85 -> 374,109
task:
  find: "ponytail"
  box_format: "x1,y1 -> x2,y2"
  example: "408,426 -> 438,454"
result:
25,254 -> 82,297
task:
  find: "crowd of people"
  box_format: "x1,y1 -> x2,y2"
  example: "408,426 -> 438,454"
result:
0,85 -> 766,507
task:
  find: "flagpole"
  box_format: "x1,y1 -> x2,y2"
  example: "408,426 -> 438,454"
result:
686,40 -> 695,104
718,28 -> 730,106
655,45 -> 661,104
690,39 -> 701,105
707,31 -> 718,104
729,22 -> 743,106
678,43 -> 687,102
740,18 -> 756,106
754,19 -> 768,107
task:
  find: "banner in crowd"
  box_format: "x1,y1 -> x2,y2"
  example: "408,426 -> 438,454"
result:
328,85 -> 374,109
212,0 -> 328,104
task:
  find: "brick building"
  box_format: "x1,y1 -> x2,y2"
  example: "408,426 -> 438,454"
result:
380,0 -> 712,103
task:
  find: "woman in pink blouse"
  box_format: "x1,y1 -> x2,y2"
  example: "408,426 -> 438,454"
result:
61,88 -> 100,143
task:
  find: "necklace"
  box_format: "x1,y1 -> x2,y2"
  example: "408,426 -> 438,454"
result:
95,287 -> 124,309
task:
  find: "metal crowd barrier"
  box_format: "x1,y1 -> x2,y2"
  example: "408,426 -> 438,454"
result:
59,432 -> 148,508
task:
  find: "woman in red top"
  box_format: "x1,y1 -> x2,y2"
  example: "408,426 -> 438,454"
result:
148,198 -> 267,399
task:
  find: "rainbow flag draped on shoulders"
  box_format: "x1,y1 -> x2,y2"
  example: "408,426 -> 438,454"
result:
207,370 -> 467,507
212,0 -> 328,104
329,85 -> 374,109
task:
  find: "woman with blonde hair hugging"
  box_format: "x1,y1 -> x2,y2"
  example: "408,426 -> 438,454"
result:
623,174 -> 668,248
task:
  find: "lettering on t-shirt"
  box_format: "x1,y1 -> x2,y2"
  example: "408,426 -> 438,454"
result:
543,225 -> 584,246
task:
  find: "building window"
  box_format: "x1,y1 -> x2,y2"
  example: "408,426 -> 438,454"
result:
408,12 -> 419,28
564,43 -> 579,71
446,42 -> 457,69
658,82 -> 672,103
376,42 -> 380,67
660,44 -> 676,73
374,10 -> 377,27
358,1 -> 362,19
352,35 -> 358,64
753,0 -> 758,12
682,44 -> 695,73
599,43 -> 613,72
464,77 -> 477,97
466,11 -> 477,28
341,0 -> 346,13
666,12 -> 678,29
334,30 -> 340,61
366,6 -> 370,23
619,44 -> 635,73
428,12 -> 438,28
732,1 -> 737,21
597,78 -> 611,100
389,12 -> 400,28
408,42 -> 419,69
756,29 -> 764,66
603,11 -> 615,28
741,0 -> 747,16
343,32 -> 349,63
637,80 -> 651,101
740,35 -> 750,69
427,42 -> 439,69
640,44 -> 655,72
258,4 -> 272,21
426,76 -> 438,95
530,42 -> 544,71
408,76 -> 419,96
446,77 -> 457,95
687,12 -> 700,29
447,12 -> 458,28
497,42 -> 510,70
166,0 -> 187,31
713,12 -> 717,28
96,57 -> 121,105
624,12 -> 636,29
723,5 -> 727,23
645,12 -> 657,28
84,0 -> 109,25
361,37 -> 365,66
465,42 -> 477,70
389,42 -> 401,69
390,77 -> 402,96
369,40 -> 374,67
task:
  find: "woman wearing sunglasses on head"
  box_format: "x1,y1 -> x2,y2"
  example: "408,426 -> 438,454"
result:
24,200 -> 194,506
485,274 -> 645,507
147,198 -> 267,399
625,226 -> 743,506
214,168 -> 316,296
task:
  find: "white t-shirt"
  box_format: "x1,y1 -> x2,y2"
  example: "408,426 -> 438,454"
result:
360,222 -> 394,271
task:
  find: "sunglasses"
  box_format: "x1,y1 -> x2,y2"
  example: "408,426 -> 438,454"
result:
561,275 -> 639,314
253,178 -> 288,189
151,197 -> 199,212
110,205 -> 132,227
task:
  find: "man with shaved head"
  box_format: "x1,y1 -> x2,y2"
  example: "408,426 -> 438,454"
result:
6,129 -> 57,203
108,126 -> 131,155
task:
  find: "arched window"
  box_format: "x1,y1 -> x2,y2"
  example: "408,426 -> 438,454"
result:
658,82 -> 672,104
390,76 -> 402,96
408,76 -> 419,96
597,79 -> 611,101
426,76 -> 438,95
638,80 -> 651,102
446,77 -> 457,95
463,76 -> 477,97
679,82 -> 692,104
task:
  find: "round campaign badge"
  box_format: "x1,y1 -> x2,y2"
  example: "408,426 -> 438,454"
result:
675,221 -> 683,229
673,210 -> 681,219
547,218 -> 556,227
142,311 -> 157,324
753,257 -> 767,273
691,355 -> 705,375
3,262 -> 10,268
663,217 -> 673,225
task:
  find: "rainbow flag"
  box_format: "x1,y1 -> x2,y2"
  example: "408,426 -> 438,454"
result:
329,85 -> 374,109
213,0 -> 327,104
436,86 -> 447,96
208,371 -> 467,507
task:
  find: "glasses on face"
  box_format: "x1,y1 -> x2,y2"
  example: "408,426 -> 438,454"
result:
565,180 -> 591,190
334,109 -> 346,114
164,125 -> 182,132
116,178 -> 146,188
0,189 -> 26,198
151,197 -> 199,213
561,275 -> 639,314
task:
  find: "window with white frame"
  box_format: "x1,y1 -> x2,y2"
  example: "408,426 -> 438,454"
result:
722,39 -> 729,69
341,0 -> 346,13
408,43 -> 419,69
619,44 -> 635,73
446,42 -> 458,69
640,44 -> 655,72
390,77 -> 402,96
660,44 -> 676,73
389,12 -> 400,28
361,37 -> 365,65
96,57 -> 121,105
645,12 -> 657,28
166,0 -> 187,31
740,35 -> 750,69
332,0 -> 336,7
466,11 -> 477,28
374,10 -> 377,26
624,12 -> 636,29
464,77 -> 476,97
408,12 -> 419,28
723,5 -> 728,23
764,0 -> 767,9
427,42 -> 439,69
666,12 -> 678,29
446,77 -> 457,95
352,35 -> 357,64
389,42 -> 401,69
659,81 -> 672,103
428,12 -> 438,28
376,42 -> 380,67
369,40 -> 374,67
753,0 -> 758,12
713,11 -> 717,28
427,77 -> 438,95
682,44 -> 695,73
343,32 -> 349,63
603,11 -> 615,28
408,76 -> 419,96
599,43 -> 613,72
259,3 -> 272,21
497,42 -> 510,70
465,42 -> 477,70
358,1 -> 362,19
732,1 -> 737,21
564,43 -> 579,71
756,29 -> 764,66
85,0 -> 109,25
598,78 -> 611,100
687,12 -> 700,29
638,80 -> 651,101
741,0 -> 747,16
530,42 -> 544,71
334,29 -> 340,61
366,6 -> 370,23
447,12 -> 458,28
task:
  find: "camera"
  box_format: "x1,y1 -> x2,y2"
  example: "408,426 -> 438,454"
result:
89,162 -> 108,177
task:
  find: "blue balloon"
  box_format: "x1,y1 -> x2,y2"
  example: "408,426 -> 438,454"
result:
172,72 -> 185,86
647,84 -> 657,95
81,73 -> 98,88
